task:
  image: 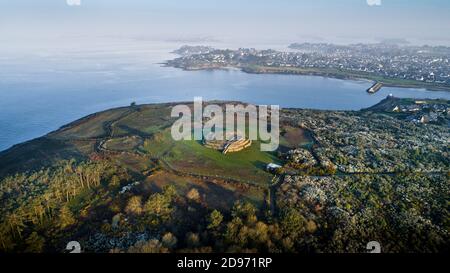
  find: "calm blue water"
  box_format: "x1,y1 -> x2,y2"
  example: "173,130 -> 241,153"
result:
1,41 -> 449,151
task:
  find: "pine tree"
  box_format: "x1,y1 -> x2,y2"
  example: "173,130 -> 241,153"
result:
207,210 -> 223,230
125,196 -> 143,215
25,232 -> 45,253
59,206 -> 76,229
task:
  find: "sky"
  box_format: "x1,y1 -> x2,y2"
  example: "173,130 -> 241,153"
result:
1,0 -> 450,47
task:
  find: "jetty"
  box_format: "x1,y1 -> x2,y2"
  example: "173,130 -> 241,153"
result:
367,82 -> 383,94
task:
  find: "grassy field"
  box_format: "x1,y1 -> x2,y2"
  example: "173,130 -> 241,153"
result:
112,105 -> 174,137
144,129 -> 281,186
0,102 -> 316,192
141,171 -> 265,210
279,126 -> 314,150
104,136 -> 143,151
52,108 -> 131,140
0,138 -> 91,177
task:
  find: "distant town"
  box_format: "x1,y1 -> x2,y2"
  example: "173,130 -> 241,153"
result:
166,43 -> 450,91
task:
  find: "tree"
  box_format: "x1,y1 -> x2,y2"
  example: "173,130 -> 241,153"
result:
125,196 -> 143,215
144,193 -> 172,216
224,217 -> 243,246
25,232 -> 45,253
251,221 -> 269,245
128,239 -> 169,253
110,175 -> 121,187
306,220 -> 317,234
59,206 -> 76,229
144,193 -> 173,225
185,232 -> 201,248
0,223 -> 16,251
161,232 -> 178,249
6,212 -> 26,239
32,203 -> 46,225
231,201 -> 257,224
236,225 -> 250,247
163,185 -> 177,200
207,210 -> 223,230
186,188 -> 201,203
280,208 -> 306,240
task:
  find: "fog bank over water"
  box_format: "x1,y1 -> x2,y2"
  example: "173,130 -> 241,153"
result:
1,0 -> 450,49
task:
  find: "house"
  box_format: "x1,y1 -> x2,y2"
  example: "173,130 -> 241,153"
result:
420,115 -> 430,124
266,163 -> 282,172
420,112 -> 438,124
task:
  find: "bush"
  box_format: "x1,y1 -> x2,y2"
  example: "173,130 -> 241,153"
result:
207,210 -> 223,230
185,232 -> 201,248
128,239 -> 169,253
161,232 -> 178,249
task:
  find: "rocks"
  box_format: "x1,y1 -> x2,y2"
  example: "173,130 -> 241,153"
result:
111,213 -> 122,229
300,184 -> 327,206
285,149 -> 317,168
276,175 -> 332,210
281,107 -> 449,174
119,181 -> 140,194
85,231 -> 151,253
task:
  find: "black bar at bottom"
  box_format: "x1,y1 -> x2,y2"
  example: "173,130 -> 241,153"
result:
0,253 -> 445,272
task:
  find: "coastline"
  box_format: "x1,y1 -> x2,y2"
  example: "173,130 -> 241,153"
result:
242,67 -> 450,92
164,63 -> 450,92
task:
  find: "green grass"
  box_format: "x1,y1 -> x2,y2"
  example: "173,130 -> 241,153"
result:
104,137 -> 142,151
54,108 -> 130,140
144,129 -> 281,186
112,106 -> 174,137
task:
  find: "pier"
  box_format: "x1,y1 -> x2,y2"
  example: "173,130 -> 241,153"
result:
367,82 -> 383,94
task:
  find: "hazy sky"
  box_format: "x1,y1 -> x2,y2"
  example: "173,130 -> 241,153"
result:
1,0 -> 450,46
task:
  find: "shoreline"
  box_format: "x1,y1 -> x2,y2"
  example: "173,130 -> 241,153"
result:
164,63 -> 450,92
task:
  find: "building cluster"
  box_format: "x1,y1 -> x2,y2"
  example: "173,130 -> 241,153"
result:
392,101 -> 449,124
168,44 -> 450,86
288,43 -> 450,84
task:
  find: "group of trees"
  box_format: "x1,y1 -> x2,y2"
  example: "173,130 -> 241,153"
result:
116,192 -> 319,253
124,185 -> 177,228
0,159 -> 130,252
1,155 -> 448,253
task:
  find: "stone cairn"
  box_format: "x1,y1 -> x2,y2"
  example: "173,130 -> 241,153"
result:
203,132 -> 252,154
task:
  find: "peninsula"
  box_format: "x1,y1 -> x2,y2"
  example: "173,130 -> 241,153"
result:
0,97 -> 448,253
166,44 -> 450,92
